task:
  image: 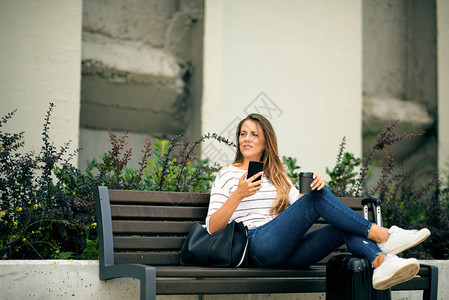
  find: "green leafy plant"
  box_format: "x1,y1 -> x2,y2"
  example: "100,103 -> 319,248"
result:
376,163 -> 448,259
325,121 -> 448,259
353,120 -> 423,197
0,104 -> 96,259
0,104 -> 229,260
86,130 -> 224,193
325,137 -> 361,197
282,156 -> 301,186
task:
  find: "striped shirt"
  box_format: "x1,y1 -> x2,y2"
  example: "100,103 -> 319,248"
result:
205,164 -> 300,232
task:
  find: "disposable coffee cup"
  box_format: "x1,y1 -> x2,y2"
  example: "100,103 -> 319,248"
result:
299,172 -> 314,194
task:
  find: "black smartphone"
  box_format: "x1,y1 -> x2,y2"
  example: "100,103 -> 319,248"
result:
247,161 -> 263,182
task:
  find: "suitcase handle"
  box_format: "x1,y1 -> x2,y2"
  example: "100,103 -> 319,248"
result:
361,196 -> 383,226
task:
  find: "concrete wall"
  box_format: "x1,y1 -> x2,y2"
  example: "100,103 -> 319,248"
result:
202,0 -> 362,176
1,0 -> 446,178
438,0 -> 449,172
362,0 -> 438,177
0,260 -> 446,300
79,0 -> 204,171
0,0 -> 82,165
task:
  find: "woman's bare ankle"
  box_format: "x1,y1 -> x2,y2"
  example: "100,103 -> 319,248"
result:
373,253 -> 386,269
368,224 -> 390,243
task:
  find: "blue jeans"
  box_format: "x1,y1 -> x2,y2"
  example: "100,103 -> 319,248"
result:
247,187 -> 383,268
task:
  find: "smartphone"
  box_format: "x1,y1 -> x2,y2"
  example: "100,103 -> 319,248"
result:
247,161 -> 263,182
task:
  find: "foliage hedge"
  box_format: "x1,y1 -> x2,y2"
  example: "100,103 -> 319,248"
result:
1,104 -> 447,260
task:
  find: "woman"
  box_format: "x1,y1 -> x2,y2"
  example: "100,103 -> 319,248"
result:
206,113 -> 430,290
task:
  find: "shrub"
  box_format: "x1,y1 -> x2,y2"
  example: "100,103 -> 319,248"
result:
85,129 -> 227,192
282,156 -> 301,186
0,104 -> 227,259
325,137 -> 361,197
3,104 -> 446,260
0,104 -> 96,259
327,120 -> 448,259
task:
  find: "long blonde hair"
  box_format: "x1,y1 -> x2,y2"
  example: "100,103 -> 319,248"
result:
234,113 -> 292,216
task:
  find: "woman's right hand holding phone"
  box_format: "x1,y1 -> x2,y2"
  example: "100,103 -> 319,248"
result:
209,171 -> 263,234
235,172 -> 263,198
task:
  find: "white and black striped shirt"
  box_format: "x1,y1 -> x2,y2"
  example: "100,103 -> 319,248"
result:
205,164 -> 300,231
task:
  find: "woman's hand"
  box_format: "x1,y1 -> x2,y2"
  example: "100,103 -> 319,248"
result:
208,172 -> 262,234
311,172 -> 325,191
235,172 -> 263,198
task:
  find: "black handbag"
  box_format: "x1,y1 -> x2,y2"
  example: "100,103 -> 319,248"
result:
180,220 -> 248,267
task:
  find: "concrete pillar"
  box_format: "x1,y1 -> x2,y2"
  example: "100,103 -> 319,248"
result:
438,0 -> 449,173
79,0 -> 204,170
362,0 -> 438,177
202,0 -> 362,176
0,0 -> 82,165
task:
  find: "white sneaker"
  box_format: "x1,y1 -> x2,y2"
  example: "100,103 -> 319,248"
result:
378,226 -> 430,255
372,254 -> 420,290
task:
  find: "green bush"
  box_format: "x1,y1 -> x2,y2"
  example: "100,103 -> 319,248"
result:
325,137 -> 361,197
2,104 -> 446,260
85,126 -> 221,193
282,155 -> 301,186
326,121 -> 449,259
0,104 -> 96,259
0,104 -> 226,260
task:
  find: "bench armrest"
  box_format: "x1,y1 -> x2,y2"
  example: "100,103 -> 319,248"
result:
101,263 -> 156,300
419,263 -> 439,300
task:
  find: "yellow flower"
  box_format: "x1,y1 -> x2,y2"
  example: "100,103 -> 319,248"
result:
33,204 -> 39,209
70,259 -> 74,263
91,223 -> 97,229
52,262 -> 57,267
32,231 -> 35,234
12,235 -> 16,239
0,211 -> 5,216
13,221 -> 17,227
17,207 -> 22,212
22,238 -> 27,242
4,221 -> 8,225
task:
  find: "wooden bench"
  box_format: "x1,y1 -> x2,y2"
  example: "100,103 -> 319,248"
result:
94,186 -> 438,300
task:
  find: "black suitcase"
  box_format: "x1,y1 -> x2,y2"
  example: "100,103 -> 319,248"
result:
326,254 -> 391,300
326,197 -> 390,300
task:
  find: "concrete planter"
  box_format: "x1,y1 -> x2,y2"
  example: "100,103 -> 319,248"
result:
0,260 -> 447,299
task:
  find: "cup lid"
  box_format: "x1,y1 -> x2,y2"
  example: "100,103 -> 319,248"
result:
299,172 -> 314,177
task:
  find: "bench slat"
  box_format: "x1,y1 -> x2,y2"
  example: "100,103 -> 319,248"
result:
114,237 -> 184,250
339,197 -> 366,209
109,190 -> 210,206
156,278 -> 327,294
111,205 -> 207,220
114,251 -> 351,266
113,236 -> 347,253
115,252 -> 181,265
112,222 -> 331,236
112,220 -> 197,234
146,264 -> 418,280
155,265 -> 326,277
